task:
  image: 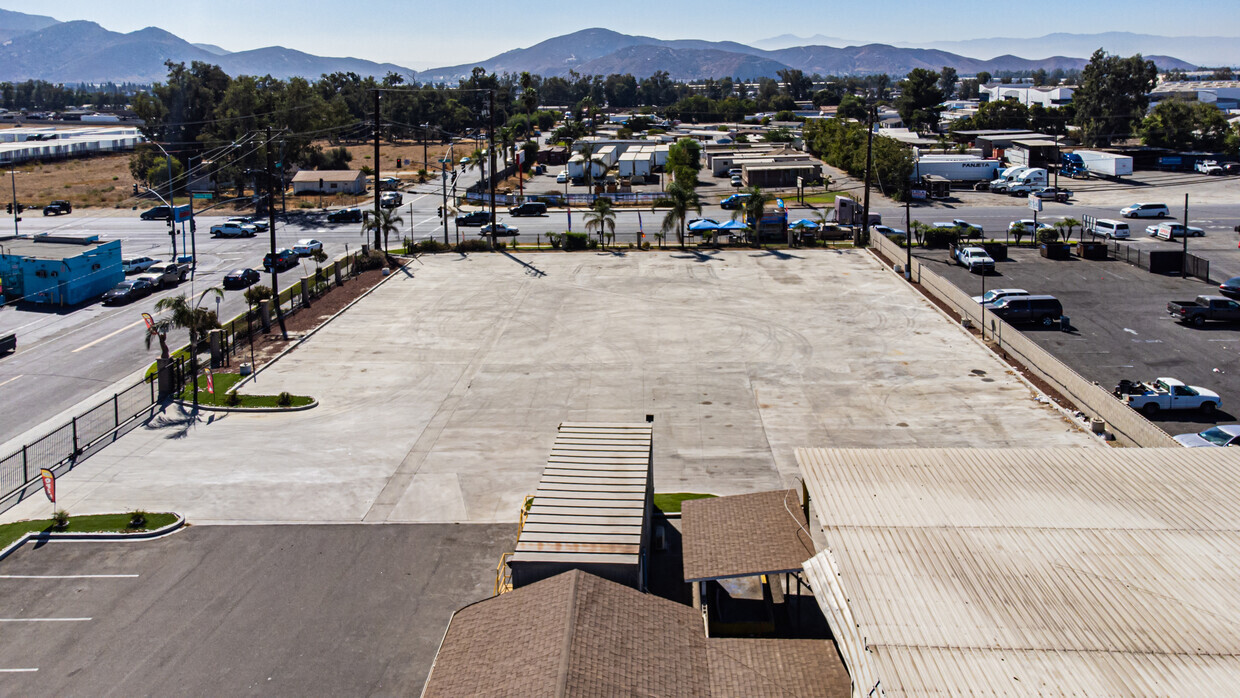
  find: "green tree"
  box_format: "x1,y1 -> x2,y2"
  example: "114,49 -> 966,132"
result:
150,287 -> 223,406
837,94 -> 867,120
1073,49 -> 1158,146
895,68 -> 945,133
731,186 -> 771,247
1141,100 -> 1234,152
651,179 -> 701,249
364,207 -> 403,251
938,67 -> 958,100
777,69 -> 813,100
584,198 -> 617,248
976,71 -> 992,86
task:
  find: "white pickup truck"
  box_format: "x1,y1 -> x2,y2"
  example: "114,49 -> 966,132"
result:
953,245 -> 995,274
210,221 -> 258,238
1113,377 -> 1221,416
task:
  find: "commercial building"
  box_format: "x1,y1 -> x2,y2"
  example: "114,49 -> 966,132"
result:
980,84 -> 1075,108
741,162 -> 822,188
0,126 -> 145,165
1150,80 -> 1240,110
290,170 -> 367,195
0,233 -> 123,305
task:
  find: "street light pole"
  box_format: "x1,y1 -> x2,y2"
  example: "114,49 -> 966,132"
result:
266,127 -> 288,340
8,169 -> 19,236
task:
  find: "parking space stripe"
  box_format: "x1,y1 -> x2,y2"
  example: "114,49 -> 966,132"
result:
0,574 -> 138,579
0,668 -> 38,673
0,617 -> 91,622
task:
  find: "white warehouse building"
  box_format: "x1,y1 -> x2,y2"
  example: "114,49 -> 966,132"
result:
980,84 -> 1075,108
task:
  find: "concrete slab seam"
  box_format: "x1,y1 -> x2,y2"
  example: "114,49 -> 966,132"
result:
0,514 -> 186,564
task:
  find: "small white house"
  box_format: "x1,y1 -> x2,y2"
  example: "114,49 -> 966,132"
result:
291,170 -> 367,195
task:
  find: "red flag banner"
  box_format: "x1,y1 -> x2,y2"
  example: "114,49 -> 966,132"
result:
141,312 -> 154,331
205,369 -> 214,395
39,468 -> 55,503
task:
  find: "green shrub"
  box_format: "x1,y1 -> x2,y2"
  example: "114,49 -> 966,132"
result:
889,234 -> 907,246
454,239 -> 491,253
355,250 -> 386,271
414,239 -> 451,253
52,509 -> 69,530
564,231 -> 592,251
225,391 -> 242,407
276,391 -> 293,407
128,510 -> 148,529
1036,228 -> 1060,244
243,285 -> 272,307
922,227 -> 959,248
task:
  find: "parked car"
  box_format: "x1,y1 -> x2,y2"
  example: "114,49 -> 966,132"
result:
873,225 -> 905,238
1088,219 -> 1130,239
263,249 -> 299,272
1174,425 -> 1240,448
379,176 -> 401,191
480,222 -> 519,237
1196,160 -> 1225,176
457,210 -> 490,227
1167,295 -> 1240,326
223,268 -> 260,290
122,256 -> 159,274
293,239 -> 323,256
43,200 -> 71,216
1121,202 -> 1169,218
556,170 -> 568,184
1219,277 -> 1240,299
953,245 -> 995,274
509,201 -> 547,217
1006,182 -> 1041,196
1007,219 -> 1054,236
210,221 -> 258,238
137,262 -> 187,289
228,215 -> 268,232
973,288 -> 1029,305
1033,187 -> 1072,202
988,294 -> 1063,326
1147,222 -> 1204,239
1114,377 -> 1220,416
730,175 -> 744,187
101,278 -> 154,305
933,219 -> 984,239
326,208 -> 363,223
139,205 -> 172,221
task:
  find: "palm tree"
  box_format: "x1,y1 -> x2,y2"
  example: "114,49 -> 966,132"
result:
144,318 -> 172,359
1060,217 -> 1081,242
651,179 -> 701,250
466,147 -> 486,187
584,198 -> 617,249
574,142 -> 610,202
732,185 -> 770,247
364,207 -> 404,252
152,287 -> 223,406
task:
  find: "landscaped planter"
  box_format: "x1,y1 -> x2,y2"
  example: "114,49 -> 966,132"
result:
981,243 -> 1008,262
1076,242 -> 1108,260
1040,243 -> 1071,260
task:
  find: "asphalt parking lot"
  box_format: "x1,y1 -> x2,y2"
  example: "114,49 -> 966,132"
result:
916,243 -> 1240,436
0,524 -> 511,695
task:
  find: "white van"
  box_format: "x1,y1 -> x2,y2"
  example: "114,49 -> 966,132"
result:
1091,219 -> 1130,239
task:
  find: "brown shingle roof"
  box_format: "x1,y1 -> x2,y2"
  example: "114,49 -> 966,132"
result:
682,489 -> 815,582
707,638 -> 851,697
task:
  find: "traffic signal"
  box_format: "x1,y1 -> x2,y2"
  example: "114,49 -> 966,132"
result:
437,206 -> 443,218
132,183 -> 139,195
5,203 -> 10,214
14,203 -> 24,213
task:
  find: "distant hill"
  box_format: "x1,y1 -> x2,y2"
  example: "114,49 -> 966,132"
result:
422,28 -> 1195,82
751,34 -> 856,50
0,7 -> 58,42
0,17 -> 414,83
906,32 -> 1240,68
192,43 -> 231,56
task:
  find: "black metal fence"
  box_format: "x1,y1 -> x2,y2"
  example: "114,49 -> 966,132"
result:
1109,241 -> 1211,283
0,358 -> 186,506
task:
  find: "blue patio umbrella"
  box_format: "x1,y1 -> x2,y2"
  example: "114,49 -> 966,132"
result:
687,218 -> 720,231
790,218 -> 819,229
718,220 -> 749,230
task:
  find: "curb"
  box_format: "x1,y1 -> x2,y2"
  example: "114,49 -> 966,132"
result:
0,513 -> 186,563
170,399 -> 318,414
230,263 -> 408,394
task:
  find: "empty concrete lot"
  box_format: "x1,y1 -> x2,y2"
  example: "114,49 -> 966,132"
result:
2,249 -> 1095,526
0,525 -> 511,695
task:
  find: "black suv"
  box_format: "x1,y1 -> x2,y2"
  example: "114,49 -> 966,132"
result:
457,210 -> 490,227
988,294 -> 1063,326
326,208 -> 363,223
508,201 -> 547,217
140,205 -> 172,221
43,200 -> 72,216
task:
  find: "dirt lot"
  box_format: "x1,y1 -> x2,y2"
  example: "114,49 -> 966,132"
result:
10,153 -> 135,209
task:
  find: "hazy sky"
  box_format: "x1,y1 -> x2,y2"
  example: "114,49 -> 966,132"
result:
5,0 -> 1237,69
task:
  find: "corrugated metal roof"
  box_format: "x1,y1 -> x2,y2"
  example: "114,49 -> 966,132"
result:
510,422 -> 652,568
797,447 -> 1240,696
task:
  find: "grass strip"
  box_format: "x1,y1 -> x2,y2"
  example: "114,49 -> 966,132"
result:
178,372 -> 313,408
653,492 -> 717,513
0,512 -> 178,550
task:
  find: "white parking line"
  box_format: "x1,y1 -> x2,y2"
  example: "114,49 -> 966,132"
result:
71,319 -> 145,353
0,617 -> 91,622
0,668 -> 38,673
0,574 -> 138,579
0,375 -> 22,389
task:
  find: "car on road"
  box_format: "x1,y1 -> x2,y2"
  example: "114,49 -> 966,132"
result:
480,222 -> 518,237
509,201 -> 547,217
1114,377 -> 1220,416
1167,295 -> 1240,326
263,249 -> 299,272
326,208 -> 363,223
973,288 -> 1029,305
379,176 -> 401,191
101,278 -> 155,305
1219,277 -> 1240,299
210,221 -> 258,238
293,239 -> 323,256
730,175 -> 743,187
228,215 -> 268,232
380,191 -> 402,208
988,294 -> 1063,326
1007,219 -> 1054,236
1174,425 -> 1240,447
43,200 -> 71,216
873,225 -> 905,238
1147,222 -> 1204,239
122,256 -> 159,274
1196,160 -> 1225,176
719,193 -> 752,210
1087,219 -> 1130,239
1033,187 -> 1072,202
223,268 -> 261,290
1120,202 -> 1170,218
933,219 -> 984,239
556,170 -> 568,184
137,262 -> 188,289
139,205 -> 172,221
457,210 -> 490,227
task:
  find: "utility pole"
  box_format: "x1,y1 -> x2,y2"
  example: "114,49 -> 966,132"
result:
1182,193 -> 1189,279
266,126 -> 288,340
442,159 -> 450,245
8,169 -> 18,236
860,106 -> 875,246
373,90 -> 382,252
167,145 -> 177,260
422,125 -> 428,173
904,198 -> 912,281
488,89 -> 498,251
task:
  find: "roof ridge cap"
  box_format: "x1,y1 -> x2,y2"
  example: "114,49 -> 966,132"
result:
554,571 -> 582,697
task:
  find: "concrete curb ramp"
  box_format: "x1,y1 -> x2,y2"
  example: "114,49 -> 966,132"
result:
0,514 -> 186,563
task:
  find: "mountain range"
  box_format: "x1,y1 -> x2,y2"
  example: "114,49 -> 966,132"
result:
418,28 -> 1194,82
0,8 -> 1206,86
0,8 -> 414,83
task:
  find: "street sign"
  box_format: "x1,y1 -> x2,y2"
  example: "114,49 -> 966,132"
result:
172,204 -> 193,222
1027,195 -> 1043,212
912,189 -> 927,200
192,192 -> 213,200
